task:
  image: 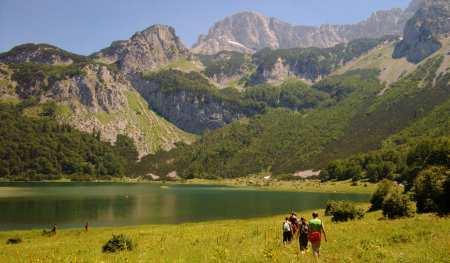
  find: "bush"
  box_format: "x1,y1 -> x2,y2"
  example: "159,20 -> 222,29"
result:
325,200 -> 339,216
102,234 -> 135,253
369,180 -> 398,211
6,237 -> 22,244
413,166 -> 448,213
325,200 -> 365,222
382,189 -> 415,219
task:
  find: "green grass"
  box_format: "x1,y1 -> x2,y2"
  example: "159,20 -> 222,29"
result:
161,58 -> 204,72
123,90 -> 196,153
184,179 -> 377,194
0,207 -> 448,262
54,103 -> 73,121
0,97 -> 20,105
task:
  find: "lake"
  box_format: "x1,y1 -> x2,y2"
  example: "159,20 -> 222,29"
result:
0,182 -> 369,231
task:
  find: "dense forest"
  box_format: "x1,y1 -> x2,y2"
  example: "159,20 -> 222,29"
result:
0,101 -> 138,181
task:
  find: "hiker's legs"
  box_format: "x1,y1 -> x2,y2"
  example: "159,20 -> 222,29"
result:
283,232 -> 288,245
311,241 -> 321,257
299,236 -> 308,253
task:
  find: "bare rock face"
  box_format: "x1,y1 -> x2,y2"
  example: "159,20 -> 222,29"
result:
0,43 -> 87,65
49,64 -> 128,112
257,57 -> 292,84
92,25 -> 190,74
393,0 -> 450,63
192,1 -> 423,55
132,70 -> 261,133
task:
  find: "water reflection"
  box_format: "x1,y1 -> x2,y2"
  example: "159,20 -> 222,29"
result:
0,183 -> 369,230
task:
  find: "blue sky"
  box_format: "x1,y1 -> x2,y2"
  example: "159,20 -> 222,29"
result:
0,0 -> 411,55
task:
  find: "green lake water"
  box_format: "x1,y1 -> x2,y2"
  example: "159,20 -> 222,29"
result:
0,182 -> 369,231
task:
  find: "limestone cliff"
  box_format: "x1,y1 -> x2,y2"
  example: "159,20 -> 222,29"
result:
92,25 -> 190,74
393,0 -> 450,63
133,70 -> 261,133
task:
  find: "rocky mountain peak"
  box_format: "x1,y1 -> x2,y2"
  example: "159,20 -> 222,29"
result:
192,11 -> 279,55
393,0 -> 450,63
92,24 -> 190,74
192,1 -> 421,55
0,43 -> 88,65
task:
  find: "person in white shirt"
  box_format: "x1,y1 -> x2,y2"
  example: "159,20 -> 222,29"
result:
282,217 -> 293,245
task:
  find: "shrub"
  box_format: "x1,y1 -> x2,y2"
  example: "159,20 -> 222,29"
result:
6,237 -> 22,244
369,180 -> 398,211
102,234 -> 135,253
413,166 -> 448,213
382,189 -> 415,219
325,200 -> 339,216
325,200 -> 365,222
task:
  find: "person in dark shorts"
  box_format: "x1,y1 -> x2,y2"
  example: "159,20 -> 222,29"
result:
299,217 -> 309,254
282,217 -> 293,245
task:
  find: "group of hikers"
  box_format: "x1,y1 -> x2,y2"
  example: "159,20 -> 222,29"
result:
282,211 -> 327,258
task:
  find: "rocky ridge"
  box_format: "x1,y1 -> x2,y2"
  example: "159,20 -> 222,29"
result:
92,25 -> 191,74
192,1 -> 424,55
393,0 -> 450,63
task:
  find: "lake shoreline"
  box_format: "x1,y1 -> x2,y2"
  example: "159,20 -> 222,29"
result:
0,178 -> 377,194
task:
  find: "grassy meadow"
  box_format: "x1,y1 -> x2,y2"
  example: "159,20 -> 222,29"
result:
184,178 -> 377,194
1,206 -> 449,263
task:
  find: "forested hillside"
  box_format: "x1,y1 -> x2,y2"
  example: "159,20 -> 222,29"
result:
0,102 -> 138,180
134,69 -> 384,178
137,52 -> 450,179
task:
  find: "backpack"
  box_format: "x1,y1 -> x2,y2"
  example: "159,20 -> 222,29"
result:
300,223 -> 309,235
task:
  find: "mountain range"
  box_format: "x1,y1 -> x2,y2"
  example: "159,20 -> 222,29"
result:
0,0 -> 449,180
192,0 -> 425,54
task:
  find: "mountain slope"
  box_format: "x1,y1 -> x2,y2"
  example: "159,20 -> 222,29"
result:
139,70 -> 384,178
142,46 -> 449,178
315,54 -> 450,166
333,37 -> 450,85
0,43 -> 195,157
248,37 -> 393,84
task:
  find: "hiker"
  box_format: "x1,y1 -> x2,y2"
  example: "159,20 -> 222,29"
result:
299,217 -> 309,254
85,222 -> 89,231
289,212 -> 299,236
308,212 -> 327,258
282,217 -> 293,245
43,224 -> 57,236
51,224 -> 57,234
